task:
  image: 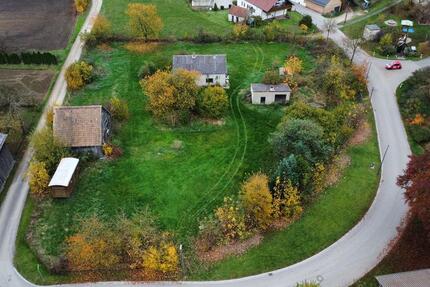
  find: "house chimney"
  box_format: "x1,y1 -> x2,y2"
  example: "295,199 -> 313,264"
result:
270,86 -> 275,92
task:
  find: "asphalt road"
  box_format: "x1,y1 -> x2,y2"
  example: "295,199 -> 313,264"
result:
0,3 -> 429,287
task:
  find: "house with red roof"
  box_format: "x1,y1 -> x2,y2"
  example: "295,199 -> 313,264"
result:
238,0 -> 292,20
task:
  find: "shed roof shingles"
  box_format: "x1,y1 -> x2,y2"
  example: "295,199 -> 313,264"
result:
53,106 -> 104,148
173,55 -> 227,75
229,5 -> 249,18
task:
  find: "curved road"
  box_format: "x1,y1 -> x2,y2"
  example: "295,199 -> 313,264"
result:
1,2 -> 429,287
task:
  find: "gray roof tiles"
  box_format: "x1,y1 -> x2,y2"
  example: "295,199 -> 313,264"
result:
251,83 -> 291,92
365,24 -> 381,31
309,0 -> 330,7
173,54 -> 228,75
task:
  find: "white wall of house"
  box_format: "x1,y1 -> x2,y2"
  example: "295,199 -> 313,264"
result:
197,73 -> 229,88
192,0 -> 233,9
251,90 -> 291,104
239,0 -> 287,20
228,14 -> 246,23
289,0 -> 306,5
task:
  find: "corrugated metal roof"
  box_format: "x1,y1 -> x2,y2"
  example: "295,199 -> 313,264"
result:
251,83 -> 291,92
365,24 -> 381,31
173,55 -> 227,75
376,269 -> 430,287
0,133 -> 7,150
48,157 -> 79,187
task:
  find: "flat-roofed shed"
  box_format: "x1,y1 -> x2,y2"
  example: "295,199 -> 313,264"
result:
48,157 -> 79,198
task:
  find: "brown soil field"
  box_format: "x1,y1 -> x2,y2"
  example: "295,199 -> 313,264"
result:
0,0 -> 76,51
0,69 -> 54,105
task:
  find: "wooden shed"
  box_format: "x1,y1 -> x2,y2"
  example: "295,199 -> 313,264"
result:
48,157 -> 79,198
0,133 -> 15,193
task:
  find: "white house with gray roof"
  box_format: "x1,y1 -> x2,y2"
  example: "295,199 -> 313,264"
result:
251,83 -> 291,104
172,54 -> 229,88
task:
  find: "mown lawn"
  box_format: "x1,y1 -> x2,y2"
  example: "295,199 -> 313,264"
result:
15,42 -> 316,284
102,0 -> 309,38
193,112 -> 380,280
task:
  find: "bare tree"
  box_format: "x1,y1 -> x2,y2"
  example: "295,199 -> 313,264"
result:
323,19 -> 337,41
343,36 -> 362,64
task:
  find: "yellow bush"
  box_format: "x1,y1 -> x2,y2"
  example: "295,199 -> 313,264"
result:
232,24 -> 249,39
240,173 -> 273,230
299,24 -> 308,33
103,144 -> 113,156
74,0 -> 90,14
124,42 -> 159,54
215,197 -> 247,243
272,177 -> 303,219
27,161 -> 50,198
65,61 -> 93,91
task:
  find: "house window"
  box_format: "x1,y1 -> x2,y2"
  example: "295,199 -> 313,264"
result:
206,78 -> 214,83
260,97 -> 266,104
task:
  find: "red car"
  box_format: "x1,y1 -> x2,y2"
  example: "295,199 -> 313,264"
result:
385,60 -> 402,70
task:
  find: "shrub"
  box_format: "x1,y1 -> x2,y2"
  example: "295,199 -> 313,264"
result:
409,125 -> 430,144
262,70 -> 282,85
198,86 -> 229,118
193,28 -> 222,43
31,127 -> 69,174
74,0 -> 90,14
284,56 -> 303,76
141,69 -> 200,126
83,15 -> 112,47
108,96 -> 129,121
197,215 -> 222,252
65,61 -> 93,91
27,161 -> 50,198
299,24 -> 308,33
418,41 -> 430,56
232,24 -> 249,40
270,118 -> 333,164
138,61 -> 157,79
215,197 -> 247,243
263,21 -> 285,41
272,177 -> 303,219
299,15 -> 312,28
213,3 -> 219,11
240,173 -> 273,230
103,143 -> 113,157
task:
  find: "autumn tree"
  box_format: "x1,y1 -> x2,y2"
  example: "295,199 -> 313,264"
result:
215,197 -> 247,243
127,3 -> 163,40
108,96 -> 129,121
31,126 -> 69,174
141,240 -> 179,279
141,69 -> 200,125
351,63 -> 368,86
74,0 -> 90,14
198,86 -> 229,118
343,36 -> 362,64
284,56 -> 303,76
262,70 -> 282,85
83,15 -> 112,46
27,161 -> 50,198
322,18 -> 337,40
397,151 -> 430,237
65,215 -> 121,272
240,173 -> 273,230
65,61 -> 93,91
232,24 -> 249,40
272,177 -> 303,219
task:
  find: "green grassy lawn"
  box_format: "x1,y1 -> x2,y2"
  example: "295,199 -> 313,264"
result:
15,42 -> 315,283
102,0 -> 310,38
193,112 -> 380,279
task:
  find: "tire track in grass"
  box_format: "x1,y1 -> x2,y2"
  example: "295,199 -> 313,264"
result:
176,46 -> 264,233
186,45 -> 266,224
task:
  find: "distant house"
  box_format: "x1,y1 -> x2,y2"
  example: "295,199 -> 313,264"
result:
172,54 -> 229,88
49,157 -> 79,198
0,133 -> 14,193
376,269 -> 430,287
363,24 -> 381,41
191,0 -> 233,10
251,83 -> 291,104
304,0 -> 342,14
238,0 -> 292,20
228,5 -> 249,23
53,105 -> 111,157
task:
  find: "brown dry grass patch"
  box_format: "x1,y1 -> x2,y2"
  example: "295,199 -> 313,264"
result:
123,42 -> 159,54
349,120 -> 372,146
198,234 -> 263,264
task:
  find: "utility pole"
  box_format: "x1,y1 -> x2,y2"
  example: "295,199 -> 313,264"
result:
343,2 -> 349,25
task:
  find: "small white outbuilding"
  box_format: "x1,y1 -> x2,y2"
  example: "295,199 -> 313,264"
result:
49,157 -> 79,198
363,24 -> 381,41
251,83 -> 291,105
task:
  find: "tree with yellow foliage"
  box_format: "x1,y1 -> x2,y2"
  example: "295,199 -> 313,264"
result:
284,56 -> 303,76
74,0 -> 90,14
240,173 -> 273,230
65,61 -> 93,91
127,3 -> 163,40
27,161 -> 50,198
232,24 -> 249,40
141,69 -> 199,126
142,241 -> 179,279
215,197 -> 247,243
272,177 -> 303,219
